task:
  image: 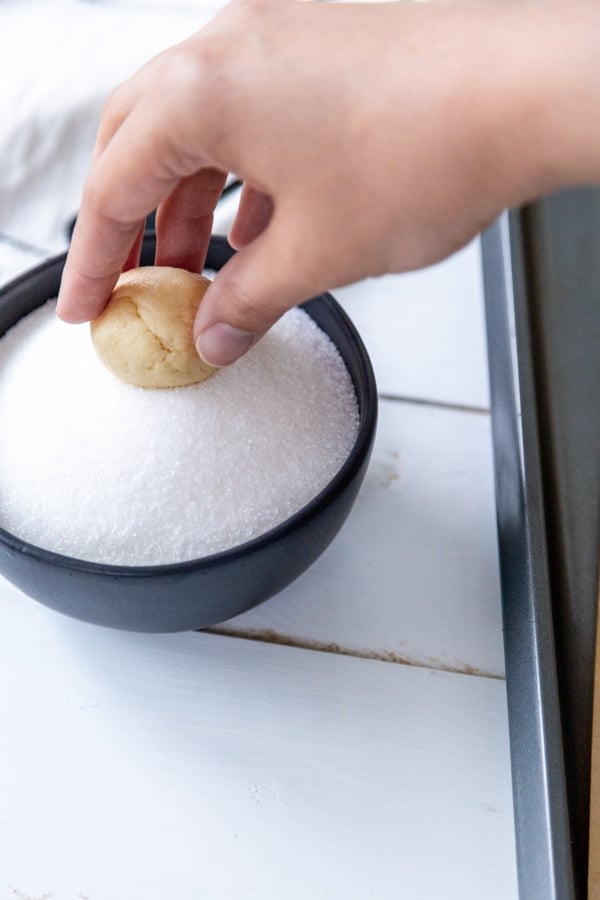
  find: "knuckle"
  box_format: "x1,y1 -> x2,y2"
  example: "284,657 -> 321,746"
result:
101,82 -> 129,129
170,37 -> 225,94
167,41 -> 237,159
235,0 -> 274,19
226,279 -> 259,323
82,173 -> 135,234
82,173 -> 109,216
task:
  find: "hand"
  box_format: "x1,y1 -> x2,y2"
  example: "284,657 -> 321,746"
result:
57,0 -> 600,366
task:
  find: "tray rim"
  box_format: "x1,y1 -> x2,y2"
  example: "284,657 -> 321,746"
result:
482,213 -> 576,900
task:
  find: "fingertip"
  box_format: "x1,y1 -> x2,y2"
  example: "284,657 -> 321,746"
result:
55,292 -> 96,324
56,265 -> 119,325
56,280 -> 85,324
194,321 -> 256,367
55,305 -> 89,325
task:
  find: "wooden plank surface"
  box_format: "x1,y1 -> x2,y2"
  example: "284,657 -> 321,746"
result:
334,240 -> 490,410
0,587 -> 517,900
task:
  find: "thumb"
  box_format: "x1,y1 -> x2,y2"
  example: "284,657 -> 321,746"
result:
193,220 -> 316,367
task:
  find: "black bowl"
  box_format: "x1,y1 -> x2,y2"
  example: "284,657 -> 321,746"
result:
0,236 -> 377,632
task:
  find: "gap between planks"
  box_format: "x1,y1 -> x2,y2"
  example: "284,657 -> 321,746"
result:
204,626 -> 505,681
378,391 -> 490,415
205,395 -> 498,679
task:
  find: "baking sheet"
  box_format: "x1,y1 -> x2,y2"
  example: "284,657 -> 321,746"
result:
482,191 -> 600,900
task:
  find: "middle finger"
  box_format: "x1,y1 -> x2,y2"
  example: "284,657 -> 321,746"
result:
155,167 -> 228,272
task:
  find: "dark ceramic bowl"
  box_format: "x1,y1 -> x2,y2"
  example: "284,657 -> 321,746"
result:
0,235 -> 377,632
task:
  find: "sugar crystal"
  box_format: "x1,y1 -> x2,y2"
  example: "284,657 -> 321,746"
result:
0,301 -> 359,565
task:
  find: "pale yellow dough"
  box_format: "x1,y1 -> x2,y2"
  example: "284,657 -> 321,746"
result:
90,266 -> 217,389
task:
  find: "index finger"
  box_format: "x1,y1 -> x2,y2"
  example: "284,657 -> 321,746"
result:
56,98 -> 212,323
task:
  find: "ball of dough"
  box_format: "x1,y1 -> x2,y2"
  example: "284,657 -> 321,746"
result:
90,266 -> 217,389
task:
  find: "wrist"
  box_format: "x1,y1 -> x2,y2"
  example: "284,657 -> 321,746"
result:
487,0 -> 600,203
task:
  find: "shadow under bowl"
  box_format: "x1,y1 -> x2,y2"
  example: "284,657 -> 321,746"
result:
0,235 -> 377,632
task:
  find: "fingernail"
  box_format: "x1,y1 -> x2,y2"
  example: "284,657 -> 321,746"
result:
195,322 -> 255,367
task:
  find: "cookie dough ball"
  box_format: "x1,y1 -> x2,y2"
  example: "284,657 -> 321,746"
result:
90,266 -> 217,388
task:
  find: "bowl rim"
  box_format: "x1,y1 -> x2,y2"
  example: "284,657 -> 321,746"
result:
0,246 -> 377,577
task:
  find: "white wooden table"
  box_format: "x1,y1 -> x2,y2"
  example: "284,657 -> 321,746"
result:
0,3 -> 518,898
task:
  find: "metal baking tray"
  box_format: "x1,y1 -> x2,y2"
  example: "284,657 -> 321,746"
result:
482,190 -> 600,900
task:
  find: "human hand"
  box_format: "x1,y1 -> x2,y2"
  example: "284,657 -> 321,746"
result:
57,0 -> 600,366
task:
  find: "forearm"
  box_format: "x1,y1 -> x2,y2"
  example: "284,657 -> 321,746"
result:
481,0 -> 600,202
302,0 -> 600,275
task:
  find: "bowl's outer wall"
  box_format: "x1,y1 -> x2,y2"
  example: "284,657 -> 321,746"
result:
0,462 -> 370,632
0,236 -> 377,631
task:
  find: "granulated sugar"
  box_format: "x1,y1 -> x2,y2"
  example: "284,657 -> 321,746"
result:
0,301 -> 359,565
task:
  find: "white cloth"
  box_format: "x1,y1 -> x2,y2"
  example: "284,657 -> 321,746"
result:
0,0 -> 220,254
